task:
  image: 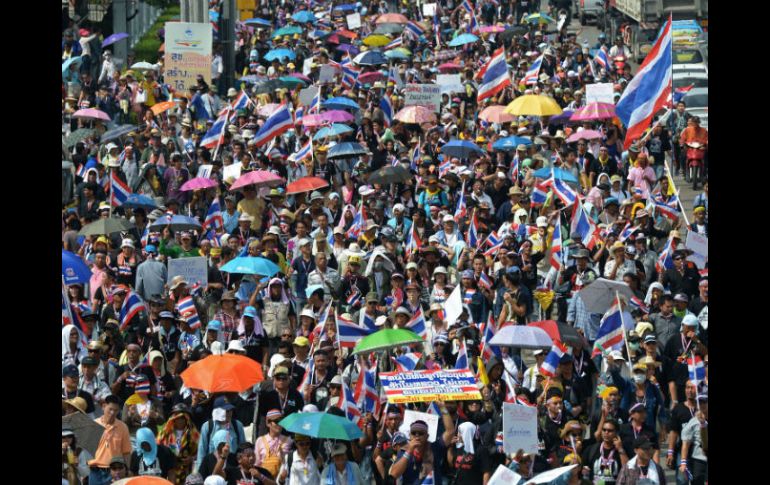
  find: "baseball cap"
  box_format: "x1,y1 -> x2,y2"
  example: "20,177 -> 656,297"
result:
214,396 -> 235,410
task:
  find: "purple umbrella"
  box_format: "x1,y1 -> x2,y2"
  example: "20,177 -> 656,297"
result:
180,177 -> 219,192
287,72 -> 312,83
102,32 -> 129,48
547,110 -> 575,126
336,44 -> 360,55
320,110 -> 355,123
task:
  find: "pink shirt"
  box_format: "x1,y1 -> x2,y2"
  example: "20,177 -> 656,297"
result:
89,266 -> 107,302
627,166 -> 656,199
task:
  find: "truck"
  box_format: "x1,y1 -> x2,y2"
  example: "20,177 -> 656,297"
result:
606,0 -> 708,63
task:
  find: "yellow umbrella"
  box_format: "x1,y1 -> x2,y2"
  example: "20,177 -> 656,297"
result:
363,34 -> 392,47
504,94 -> 563,117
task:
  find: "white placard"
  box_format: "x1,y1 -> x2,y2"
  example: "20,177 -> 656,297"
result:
685,230 -> 708,269
164,22 -> 212,92
436,74 -> 463,94
404,84 -> 443,113
488,465 -> 522,485
299,86 -> 319,107
502,402 -> 539,455
346,13 -> 361,30
222,163 -> 242,183
167,256 -> 209,286
423,3 -> 437,16
398,409 -> 439,442
319,65 -> 336,83
585,82 -> 615,105
303,58 -> 314,76
196,164 -> 213,179
527,465 -> 577,484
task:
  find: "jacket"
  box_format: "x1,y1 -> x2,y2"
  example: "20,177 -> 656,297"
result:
135,258 -> 167,301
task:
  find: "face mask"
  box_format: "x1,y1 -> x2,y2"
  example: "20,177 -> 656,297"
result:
673,308 -> 687,318
629,342 -> 641,352
633,374 -> 647,385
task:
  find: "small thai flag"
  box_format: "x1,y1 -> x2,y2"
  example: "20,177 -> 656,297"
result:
595,47 -> 610,70
460,0 -> 474,14
592,301 -> 626,358
454,339 -> 469,369
290,139 -> 313,163
119,292 -> 146,331
531,182 -> 550,207
687,355 -> 705,381
477,272 -> 493,290
296,357 -> 314,394
336,380 -> 363,428
454,180 -> 467,222
231,90 -> 252,110
656,237 -> 676,274
653,200 -> 681,222
548,170 -> 578,206
549,220 -> 563,271
405,20 -> 425,38
360,312 -> 377,332
522,55 -> 544,85
540,341 -> 568,377
176,296 -> 201,330
406,308 -> 427,339
618,222 -> 636,242
201,110 -> 230,149
411,144 -> 420,172
483,241 -> 504,257
337,313 -> 373,348
393,352 -> 422,372
203,198 -> 224,230
466,212 -> 480,248
439,159 -> 452,176
486,231 -> 502,247
110,171 -> 131,207
404,222 -> 422,258
346,289 -> 362,308
384,36 -> 403,50
380,96 -> 393,127
629,296 -> 650,314
673,84 -> 695,104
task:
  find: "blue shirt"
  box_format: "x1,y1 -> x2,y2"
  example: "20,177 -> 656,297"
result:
223,210 -> 240,233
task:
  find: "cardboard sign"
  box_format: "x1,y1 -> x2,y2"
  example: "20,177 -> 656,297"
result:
488,465 -> 522,485
346,13 -> 362,30
502,402 -> 539,454
379,369 -> 481,403
164,22 -> 213,92
436,74 -> 463,94
423,3 -> 437,16
222,163 -> 242,183
167,256 -> 209,286
585,82 -> 615,105
196,164 -> 213,179
398,409 -> 439,442
404,84 -> 443,113
299,86 -> 319,107
319,65 -> 336,84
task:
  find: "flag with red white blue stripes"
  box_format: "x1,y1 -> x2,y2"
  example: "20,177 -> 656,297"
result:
119,291 -> 146,331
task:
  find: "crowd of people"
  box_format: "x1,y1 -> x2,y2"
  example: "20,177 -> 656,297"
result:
62,1 -> 708,485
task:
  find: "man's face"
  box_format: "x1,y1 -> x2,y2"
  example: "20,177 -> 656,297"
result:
110,463 -> 127,480
660,300 -> 673,315
103,402 -> 120,421
314,354 -> 328,371
546,398 -> 563,414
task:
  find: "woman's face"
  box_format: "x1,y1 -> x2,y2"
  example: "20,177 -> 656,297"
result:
173,415 -> 187,431
70,329 -> 79,344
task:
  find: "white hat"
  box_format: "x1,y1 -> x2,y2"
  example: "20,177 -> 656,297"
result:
609,350 -> 626,361
227,87 -> 238,97
227,340 -> 246,353
359,185 -> 375,196
497,171 -> 507,179
499,130 -> 509,137
536,216 -> 548,228
210,341 -> 225,356
433,266 -> 447,275
428,234 -> 440,243
105,142 -> 119,151
267,225 -> 281,236
375,315 -> 389,327
268,353 -> 286,377
442,214 -> 455,223
121,238 -> 135,249
393,203 -> 406,213
300,308 -> 317,320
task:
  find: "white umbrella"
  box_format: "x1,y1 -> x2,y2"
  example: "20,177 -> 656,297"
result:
489,325 -> 553,349
130,61 -> 157,71
577,278 -> 634,314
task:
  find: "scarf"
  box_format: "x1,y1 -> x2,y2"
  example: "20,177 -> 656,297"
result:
237,314 -> 266,340
158,412 -> 200,457
135,427 -> 159,467
325,461 -> 355,485
262,278 -> 290,304
627,455 -> 660,483
644,282 -> 665,306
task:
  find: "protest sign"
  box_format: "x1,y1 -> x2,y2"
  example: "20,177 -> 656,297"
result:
488,465 -> 522,485
585,83 -> 615,105
319,65 -> 336,83
527,465 -> 577,484
399,409 -> 439,442
423,3 -> 437,16
502,402 -> 539,454
404,84 -> 442,113
685,230 -> 708,269
436,74 -> 463,94
222,163 -> 242,183
299,86 -> 319,107
303,58 -> 314,76
167,256 -> 209,286
379,369 -> 481,403
346,13 -> 362,30
196,164 -> 213,179
164,22 -> 213,92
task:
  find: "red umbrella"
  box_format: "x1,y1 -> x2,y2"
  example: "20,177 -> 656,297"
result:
180,177 -> 218,192
358,71 -> 384,84
286,176 -> 330,195
438,63 -> 463,72
327,34 -> 341,44
527,320 -> 585,347
229,170 -> 285,191
337,29 -> 358,39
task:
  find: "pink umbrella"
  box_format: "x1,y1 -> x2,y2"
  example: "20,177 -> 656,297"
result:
230,170 -> 285,191
479,25 -> 505,33
394,106 -> 436,124
358,71 -> 384,84
566,129 -> 603,143
180,177 -> 218,192
479,105 -> 516,124
287,72 -> 311,83
301,114 -> 326,127
258,103 -> 281,117
570,102 -> 616,121
320,110 -> 355,123
73,108 -> 111,121
438,63 -> 463,72
375,13 -> 409,24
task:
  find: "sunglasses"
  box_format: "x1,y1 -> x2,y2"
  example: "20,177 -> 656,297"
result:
296,441 -> 310,446
281,334 -> 293,338
411,431 -> 426,437
274,375 -> 289,381
601,428 -> 616,432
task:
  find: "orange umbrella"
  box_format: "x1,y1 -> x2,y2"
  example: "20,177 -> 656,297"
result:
180,354 -> 265,393
112,477 -> 174,485
394,105 -> 437,124
286,176 -> 329,195
479,105 -> 516,124
337,29 -> 358,39
150,101 -> 176,116
376,13 -> 409,24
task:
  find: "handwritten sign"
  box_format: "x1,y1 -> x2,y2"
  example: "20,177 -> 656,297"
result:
436,74 -> 463,94
167,256 -> 209,286
685,231 -> 708,269
488,465 -> 522,485
222,163 -> 242,183
404,84 -> 443,113
585,82 -> 615,105
164,22 -> 213,92
399,409 -> 439,442
502,402 -> 539,454
379,369 -> 481,403
346,13 -> 362,30
196,164 -> 213,179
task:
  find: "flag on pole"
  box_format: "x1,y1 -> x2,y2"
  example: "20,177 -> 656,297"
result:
394,352 -> 422,372
336,312 -> 373,348
119,291 -> 146,331
200,110 -> 230,148
109,171 -> 131,207
406,308 -> 427,339
336,380 -> 363,427
455,339 -> 469,369
592,301 -> 626,357
549,220 -> 563,271
477,48 -> 511,102
540,341 -> 568,377
251,104 -> 294,147
380,95 -> 393,127
454,180 -> 467,222
203,198 -> 224,230
522,55 -> 544,85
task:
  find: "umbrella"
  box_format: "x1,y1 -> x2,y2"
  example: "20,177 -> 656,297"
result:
62,250 -> 91,285
328,142 -> 368,158
180,354 -> 265,393
479,105 -> 516,124
361,34 -> 389,48
571,102 -> 616,121
532,167 -> 579,184
333,3 -> 358,12
376,13 -> 409,24
150,100 -> 176,116
448,33 -> 479,47
499,26 -> 528,41
438,63 -> 463,72
492,136 -> 533,151
566,129 -> 604,143
64,128 -> 96,147
278,76 -> 307,88
353,50 -> 388,65
301,114 -> 328,127
336,29 -> 359,39
577,278 -> 635,314
280,412 -> 363,440
479,25 -> 506,33
489,325 -> 553,349
73,108 -> 111,121
547,110 -> 576,125
336,44 -> 360,55
374,23 -> 404,35
287,72 -> 312,83
286,176 -> 330,195
180,177 -> 218,191
244,18 -> 273,28
384,49 -> 410,60
62,412 -> 104,455
352,328 -> 423,354
220,256 -> 281,277
322,97 -> 361,111
148,214 -> 202,232
505,95 -> 563,117
367,165 -> 412,185
230,170 -> 285,191
258,103 -> 281,117
319,110 -> 355,123
112,478 -> 174,485
102,32 -> 129,47
130,61 -> 157,71
313,123 -> 354,140
440,139 -> 484,159
357,71 -> 384,84
264,48 -> 296,62
62,56 -> 83,74
79,217 -> 135,236
253,79 -> 283,94
528,320 -> 585,347
292,11 -> 317,23
239,75 -> 260,84
525,12 -> 556,24
273,26 -> 303,37
122,193 -> 159,210
394,106 -> 436,124
101,124 -> 136,142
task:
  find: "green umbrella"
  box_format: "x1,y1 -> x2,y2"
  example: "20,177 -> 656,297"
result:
279,412 -> 363,440
78,217 -> 135,236
64,128 -> 97,148
352,328 -> 423,355
273,26 -> 303,37
278,76 -> 307,88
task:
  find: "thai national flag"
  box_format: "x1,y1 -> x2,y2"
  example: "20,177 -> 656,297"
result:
251,104 -> 294,148
548,173 -> 578,206
404,222 -> 422,258
421,471 -> 434,485
110,171 -> 131,207
394,352 -> 422,372
289,140 -> 313,162
477,272 -> 493,290
594,46 -> 610,70
570,200 -> 600,249
480,313 -> 501,360
466,212 -> 480,248
618,222 -> 636,242
549,221 -> 563,271
337,312 -> 373,348
346,203 -> 366,239
673,84 -> 695,104
411,144 -> 420,172
119,291 -> 146,331
460,0 -> 474,14
653,200 -> 681,222
380,96 -> 393,127
405,20 -> 425,38
294,105 -> 304,125
616,16 -> 673,149
592,302 -> 626,357
477,48 -> 511,102
629,296 -> 650,314
540,341 -> 568,377
483,241 -> 504,257
360,311 -> 377,332
354,364 -> 381,416
531,182 -> 551,207
433,12 -> 441,47
336,380 -> 363,427
297,357 -> 315,394
406,308 -> 427,339
522,55 -> 544,85
62,282 -> 75,328
384,36 -> 403,50
346,289 -> 362,308
176,295 -> 201,330
510,158 -> 520,182
687,355 -> 705,381
486,231 -> 502,247
231,90 -> 252,110
656,237 -> 677,274
439,159 -> 452,176
454,339 -> 469,369
203,198 -> 224,230
454,181 -> 467,222
308,91 -> 322,114
200,110 -> 230,148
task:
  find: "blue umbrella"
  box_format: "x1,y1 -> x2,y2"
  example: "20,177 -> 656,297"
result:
334,4 -> 359,11
244,18 -> 273,28
328,142 -> 368,158
62,250 -> 92,285
322,97 -> 360,111
492,136 -> 533,151
123,194 -> 159,210
353,50 -> 388,66
448,33 -> 479,47
239,75 -> 260,84
336,44 -> 360,55
148,214 -> 202,232
532,167 -> 579,184
220,257 -> 281,277
62,56 -> 83,74
384,50 -> 409,60
102,32 -> 129,47
548,110 -> 576,125
292,11 -> 317,23
264,49 -> 296,62
309,29 -> 331,40
441,139 -> 484,159
313,123 -> 355,140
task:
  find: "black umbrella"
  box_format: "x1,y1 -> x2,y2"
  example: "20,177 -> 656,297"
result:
64,128 -> 96,148
499,25 -> 529,42
101,124 -> 137,143
253,79 -> 283,95
62,412 -> 105,455
367,165 -> 412,185
78,217 -> 135,236
374,23 -> 404,35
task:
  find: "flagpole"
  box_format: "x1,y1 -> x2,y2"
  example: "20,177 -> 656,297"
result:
109,168 -> 113,218
616,291 -> 634,372
663,161 -> 691,227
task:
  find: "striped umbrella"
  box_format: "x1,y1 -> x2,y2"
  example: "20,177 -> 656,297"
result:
570,102 -> 616,121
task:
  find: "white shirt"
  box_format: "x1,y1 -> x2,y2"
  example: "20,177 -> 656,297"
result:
285,450 -> 321,485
